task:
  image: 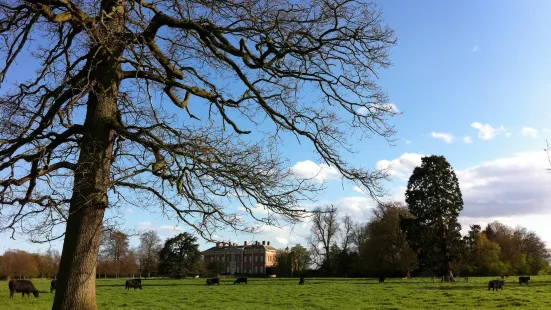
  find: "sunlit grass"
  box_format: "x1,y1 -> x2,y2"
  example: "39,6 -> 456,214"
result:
3,276 -> 550,309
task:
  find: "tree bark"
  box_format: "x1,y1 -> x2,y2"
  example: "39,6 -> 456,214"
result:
52,2 -> 124,305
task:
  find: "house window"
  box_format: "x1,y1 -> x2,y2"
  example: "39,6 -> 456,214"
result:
261,256 -> 264,262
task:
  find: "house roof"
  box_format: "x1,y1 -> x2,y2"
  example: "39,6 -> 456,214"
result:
202,243 -> 277,252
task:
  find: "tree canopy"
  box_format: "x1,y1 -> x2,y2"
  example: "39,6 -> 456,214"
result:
0,1 -> 397,308
401,155 -> 464,277
158,232 -> 203,278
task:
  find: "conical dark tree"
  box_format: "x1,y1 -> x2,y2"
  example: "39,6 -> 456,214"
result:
158,232 -> 202,278
401,155 -> 464,280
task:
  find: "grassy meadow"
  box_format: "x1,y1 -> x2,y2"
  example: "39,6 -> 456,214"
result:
3,276 -> 551,309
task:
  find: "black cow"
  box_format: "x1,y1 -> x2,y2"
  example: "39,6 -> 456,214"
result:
488,280 -> 504,291
50,279 -> 57,293
206,278 -> 220,286
9,280 -> 40,298
125,279 -> 142,290
234,277 -> 248,285
298,277 -> 305,285
519,276 -> 530,285
378,277 -> 385,283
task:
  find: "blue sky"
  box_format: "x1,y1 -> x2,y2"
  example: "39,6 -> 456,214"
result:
2,0 -> 551,253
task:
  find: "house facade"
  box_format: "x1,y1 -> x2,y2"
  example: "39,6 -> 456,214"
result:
202,240 -> 277,275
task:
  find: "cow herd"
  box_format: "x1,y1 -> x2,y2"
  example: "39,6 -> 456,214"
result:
6,275 -> 534,298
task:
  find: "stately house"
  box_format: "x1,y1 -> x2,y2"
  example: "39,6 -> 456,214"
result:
202,241 -> 277,275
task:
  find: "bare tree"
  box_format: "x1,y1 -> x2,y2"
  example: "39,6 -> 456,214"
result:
0,1 -> 396,308
138,230 -> 162,278
99,230 -> 129,278
307,205 -> 339,272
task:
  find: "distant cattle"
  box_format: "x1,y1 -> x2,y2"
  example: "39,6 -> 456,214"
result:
9,280 -> 40,298
488,280 -> 504,291
463,277 -> 468,282
125,279 -> 142,290
50,279 -> 57,293
519,276 -> 530,285
206,278 -> 220,286
501,273 -> 508,279
299,277 -> 305,285
234,277 -> 247,285
378,277 -> 385,283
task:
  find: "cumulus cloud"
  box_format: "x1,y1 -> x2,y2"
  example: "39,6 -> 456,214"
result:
290,160 -> 340,182
457,151 -> 551,217
379,151 -> 551,218
471,122 -> 509,140
430,132 -> 454,143
376,153 -> 423,179
520,126 -> 539,138
463,136 -> 473,144
405,140 -> 412,144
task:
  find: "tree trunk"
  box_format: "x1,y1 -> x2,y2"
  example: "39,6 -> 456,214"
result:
52,1 -> 125,309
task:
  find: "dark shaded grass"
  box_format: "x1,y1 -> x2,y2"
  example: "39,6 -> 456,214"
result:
2,276 -> 550,309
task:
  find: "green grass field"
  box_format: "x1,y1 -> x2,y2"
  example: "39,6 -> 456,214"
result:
3,276 -> 551,309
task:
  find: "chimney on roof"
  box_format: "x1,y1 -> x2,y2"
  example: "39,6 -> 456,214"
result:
262,241 -> 266,245
244,241 -> 247,246
267,241 -> 271,246
216,242 -> 221,248
233,243 -> 237,246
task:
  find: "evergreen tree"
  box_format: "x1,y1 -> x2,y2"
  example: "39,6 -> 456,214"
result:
401,155 -> 464,279
158,233 -> 202,278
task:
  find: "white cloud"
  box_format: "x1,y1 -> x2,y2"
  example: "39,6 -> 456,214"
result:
379,151 -> 551,218
124,208 -> 134,214
456,151 -> 551,217
405,139 -> 412,144
430,132 -> 454,143
357,103 -> 400,116
291,160 -> 340,183
353,186 -> 367,195
276,237 -> 289,245
463,136 -> 473,144
376,153 -> 423,180
471,122 -> 509,140
472,45 -> 479,52
520,126 -> 539,138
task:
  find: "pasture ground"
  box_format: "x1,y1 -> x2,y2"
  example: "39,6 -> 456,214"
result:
3,276 -> 550,309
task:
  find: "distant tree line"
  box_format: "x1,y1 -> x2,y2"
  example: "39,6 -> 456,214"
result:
305,155 -> 550,278
0,249 -> 60,280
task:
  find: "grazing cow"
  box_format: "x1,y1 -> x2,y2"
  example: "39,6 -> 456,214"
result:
488,280 -> 504,291
463,277 -> 468,282
519,276 -> 530,285
50,279 -> 57,293
125,279 -> 142,290
298,277 -> 305,285
8,280 -> 40,298
206,278 -> 220,286
234,277 -> 248,285
378,277 -> 385,283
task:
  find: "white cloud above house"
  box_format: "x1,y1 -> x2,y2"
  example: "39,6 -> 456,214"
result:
290,160 -> 341,183
463,136 -> 473,144
471,122 -> 510,140
520,126 -> 539,138
430,132 -> 454,143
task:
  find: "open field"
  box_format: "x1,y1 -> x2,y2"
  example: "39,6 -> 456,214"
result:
3,276 -> 551,309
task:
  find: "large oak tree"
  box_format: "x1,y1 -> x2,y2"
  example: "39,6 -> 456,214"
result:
0,1 -> 396,308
